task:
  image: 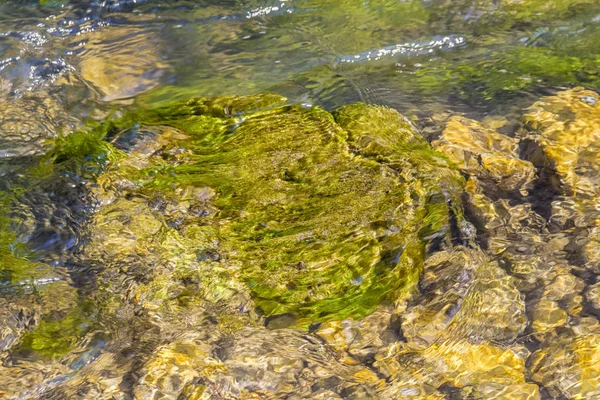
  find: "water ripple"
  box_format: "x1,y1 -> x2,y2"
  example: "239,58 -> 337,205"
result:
337,35 -> 467,64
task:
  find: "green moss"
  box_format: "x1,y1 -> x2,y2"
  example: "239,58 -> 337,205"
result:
19,301 -> 94,359
413,46 -> 600,102
0,126 -> 115,357
89,95 -> 464,325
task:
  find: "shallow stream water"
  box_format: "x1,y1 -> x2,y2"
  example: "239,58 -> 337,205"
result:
2,1 -> 600,399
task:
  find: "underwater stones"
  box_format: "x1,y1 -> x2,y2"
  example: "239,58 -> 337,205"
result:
0,95 -> 79,157
583,229 -> 600,273
315,307 -> 400,362
86,197 -> 163,259
530,299 -> 568,338
522,87 -> 600,195
379,378 -> 446,400
375,339 -> 530,392
133,339 -> 224,400
586,282 -> 600,311
0,266 -> 84,360
0,360 -> 71,398
528,333 -> 600,398
205,327 -> 381,398
521,88 -> 600,273
92,96 -> 464,324
463,176 -> 550,254
543,270 -> 585,302
77,27 -> 169,102
422,340 -> 528,388
0,297 -> 38,354
433,116 -> 535,194
401,248 -> 527,346
461,382 -> 541,400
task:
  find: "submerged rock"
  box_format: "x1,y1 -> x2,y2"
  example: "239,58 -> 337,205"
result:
400,247 -> 527,346
522,87 -> 600,195
528,333 -> 600,399
433,116 -> 535,195
14,88 -> 600,398
315,306 -> 401,363
3,94 -> 468,398
83,94 -> 464,325
374,338 -> 534,395
521,88 -> 600,273
0,94 -> 80,158
77,27 -> 169,102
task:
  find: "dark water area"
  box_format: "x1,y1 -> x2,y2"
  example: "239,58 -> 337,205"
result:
1,1 -> 600,399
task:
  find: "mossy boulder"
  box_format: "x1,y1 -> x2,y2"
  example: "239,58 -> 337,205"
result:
84,94 -> 464,325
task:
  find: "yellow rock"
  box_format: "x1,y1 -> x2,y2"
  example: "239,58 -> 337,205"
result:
374,339 -> 528,391
134,340 -> 225,400
466,382 -> 541,400
531,299 -> 568,337
379,378 -> 446,399
586,282 -> 600,310
433,116 -> 535,194
401,248 -> 527,346
529,334 -> 600,399
315,307 -> 398,361
522,87 -> 600,195
77,27 -> 169,101
422,340 -> 527,388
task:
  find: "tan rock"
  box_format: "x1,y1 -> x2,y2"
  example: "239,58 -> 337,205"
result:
0,94 -> 79,157
424,340 -> 527,388
585,282 -> 600,310
379,378 -> 446,399
316,307 -> 399,362
463,382 -> 541,400
522,87 -> 600,196
77,27 -> 169,101
528,333 -> 600,398
134,340 -> 224,400
433,116 -> 535,194
374,339 -> 528,394
401,248 -> 527,346
531,299 -> 568,337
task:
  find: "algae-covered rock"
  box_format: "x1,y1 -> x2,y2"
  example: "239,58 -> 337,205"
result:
84,94 -> 464,324
433,116 -> 535,195
0,183 -> 90,361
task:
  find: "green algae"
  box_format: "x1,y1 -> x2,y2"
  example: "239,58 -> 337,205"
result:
18,300 -> 94,359
413,46 -> 600,102
131,0 -> 600,113
0,132 -> 114,359
86,95 -> 464,324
